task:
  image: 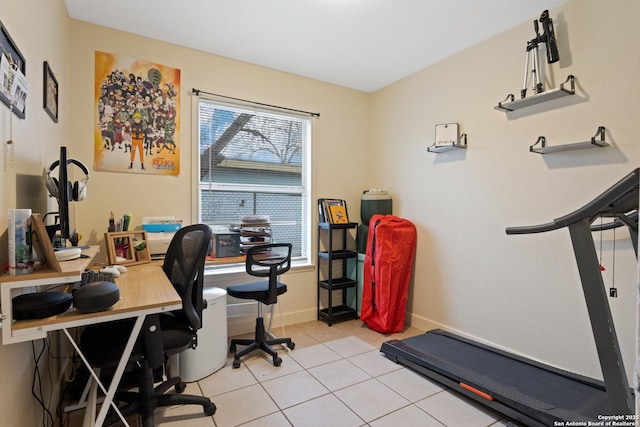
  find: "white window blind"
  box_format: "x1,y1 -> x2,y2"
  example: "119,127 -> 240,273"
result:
197,98 -> 312,261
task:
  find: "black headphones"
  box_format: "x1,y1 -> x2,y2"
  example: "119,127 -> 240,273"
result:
46,158 -> 90,201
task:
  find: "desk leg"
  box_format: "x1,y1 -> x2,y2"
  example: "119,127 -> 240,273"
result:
82,373 -> 97,427
63,315 -> 145,426
64,370 -> 105,413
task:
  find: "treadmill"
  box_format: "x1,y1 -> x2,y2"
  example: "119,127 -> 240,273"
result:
381,168 -> 638,426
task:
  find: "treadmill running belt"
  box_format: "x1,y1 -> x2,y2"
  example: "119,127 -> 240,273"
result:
381,330 -> 615,425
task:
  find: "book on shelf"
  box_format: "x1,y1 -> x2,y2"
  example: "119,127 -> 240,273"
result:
7,209 -> 33,275
318,199 -> 334,223
318,198 -> 348,224
329,205 -> 349,224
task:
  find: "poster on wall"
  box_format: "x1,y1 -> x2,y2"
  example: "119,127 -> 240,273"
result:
94,51 -> 180,175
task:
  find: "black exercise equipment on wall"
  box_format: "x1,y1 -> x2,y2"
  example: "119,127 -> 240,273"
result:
382,168 -> 638,426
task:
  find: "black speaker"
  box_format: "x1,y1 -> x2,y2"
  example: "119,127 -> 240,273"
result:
73,281 -> 120,313
12,292 -> 73,320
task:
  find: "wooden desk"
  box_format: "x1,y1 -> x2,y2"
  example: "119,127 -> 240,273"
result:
1,247 -> 181,343
0,247 -> 181,426
1,246 -> 99,344
12,263 -> 180,336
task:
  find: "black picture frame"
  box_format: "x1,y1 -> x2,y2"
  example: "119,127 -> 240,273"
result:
0,19 -> 26,119
43,61 -> 58,123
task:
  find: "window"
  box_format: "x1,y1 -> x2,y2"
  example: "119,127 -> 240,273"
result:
196,97 -> 312,265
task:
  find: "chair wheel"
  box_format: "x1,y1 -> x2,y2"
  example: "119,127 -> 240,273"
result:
288,341 -> 295,350
232,359 -> 241,369
175,382 -> 187,393
273,356 -> 282,367
229,344 -> 236,353
204,402 -> 217,416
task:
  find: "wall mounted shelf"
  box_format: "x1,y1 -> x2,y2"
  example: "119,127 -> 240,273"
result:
427,123 -> 467,153
495,75 -> 575,112
530,126 -> 607,154
427,134 -> 467,153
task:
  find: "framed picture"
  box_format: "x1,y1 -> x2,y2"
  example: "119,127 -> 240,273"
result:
0,19 -> 26,119
43,61 -> 58,123
434,122 -> 459,147
104,231 -> 151,266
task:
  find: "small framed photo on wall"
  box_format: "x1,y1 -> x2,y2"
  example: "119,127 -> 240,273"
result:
43,61 -> 58,123
0,19 -> 27,118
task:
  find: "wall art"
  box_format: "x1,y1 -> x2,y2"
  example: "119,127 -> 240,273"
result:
94,51 -> 181,175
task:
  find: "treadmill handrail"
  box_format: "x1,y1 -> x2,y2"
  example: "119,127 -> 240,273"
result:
506,221 -> 562,235
506,168 -> 639,235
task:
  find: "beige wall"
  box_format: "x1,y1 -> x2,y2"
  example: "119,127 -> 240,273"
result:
0,0 -> 71,425
371,0 -> 639,382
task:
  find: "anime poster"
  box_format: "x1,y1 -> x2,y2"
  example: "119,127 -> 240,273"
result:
94,51 -> 180,175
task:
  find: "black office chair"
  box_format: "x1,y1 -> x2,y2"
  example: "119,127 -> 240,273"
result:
79,224 -> 216,426
228,243 -> 295,368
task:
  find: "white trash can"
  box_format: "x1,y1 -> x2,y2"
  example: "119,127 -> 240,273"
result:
179,287 -> 227,382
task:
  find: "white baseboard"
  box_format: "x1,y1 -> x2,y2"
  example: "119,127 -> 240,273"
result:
408,311 -> 494,343
406,312 -> 535,361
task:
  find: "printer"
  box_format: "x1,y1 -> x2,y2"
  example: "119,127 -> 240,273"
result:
146,232 -> 175,259
142,217 -> 181,259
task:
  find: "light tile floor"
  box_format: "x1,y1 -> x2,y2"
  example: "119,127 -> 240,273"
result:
64,319 -> 516,427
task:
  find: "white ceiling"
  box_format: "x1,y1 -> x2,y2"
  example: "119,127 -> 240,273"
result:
64,0 -> 567,93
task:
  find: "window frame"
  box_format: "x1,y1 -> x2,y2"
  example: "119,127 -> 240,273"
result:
192,95 -> 313,272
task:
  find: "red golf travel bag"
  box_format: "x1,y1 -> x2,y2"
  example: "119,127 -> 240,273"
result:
361,214 -> 417,333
